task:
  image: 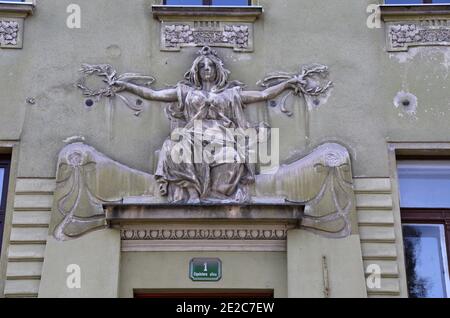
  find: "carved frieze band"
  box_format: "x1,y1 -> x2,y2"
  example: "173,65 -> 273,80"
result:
161,21 -> 253,52
0,19 -> 20,48
121,227 -> 290,241
387,19 -> 450,52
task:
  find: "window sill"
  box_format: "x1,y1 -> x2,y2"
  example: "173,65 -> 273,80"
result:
152,5 -> 263,21
380,4 -> 450,21
0,2 -> 35,16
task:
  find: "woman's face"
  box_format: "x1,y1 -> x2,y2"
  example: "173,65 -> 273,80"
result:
198,57 -> 217,83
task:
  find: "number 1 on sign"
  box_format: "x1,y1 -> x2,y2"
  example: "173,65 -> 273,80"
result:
204,263 -> 207,272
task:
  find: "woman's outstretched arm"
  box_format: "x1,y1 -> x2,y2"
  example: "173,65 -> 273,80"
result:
240,78 -> 301,104
115,81 -> 178,103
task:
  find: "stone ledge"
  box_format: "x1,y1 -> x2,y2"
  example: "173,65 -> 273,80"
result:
381,4 -> 450,21
104,203 -> 303,224
152,5 -> 263,21
0,2 -> 35,17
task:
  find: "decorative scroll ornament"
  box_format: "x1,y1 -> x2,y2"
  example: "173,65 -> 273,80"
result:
303,159 -> 353,238
54,144 -> 120,240
256,143 -> 355,238
0,20 -> 19,47
53,142 -> 156,240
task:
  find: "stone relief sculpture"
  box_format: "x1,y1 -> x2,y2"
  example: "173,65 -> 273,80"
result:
0,20 -> 19,47
51,46 -> 356,240
387,20 -> 450,52
162,23 -> 251,52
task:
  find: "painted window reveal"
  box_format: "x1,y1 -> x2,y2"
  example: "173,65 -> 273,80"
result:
385,0 -> 450,4
163,0 -> 251,5
398,160 -> 450,298
0,155 -> 11,254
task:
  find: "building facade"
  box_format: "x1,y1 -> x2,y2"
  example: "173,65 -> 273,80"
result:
0,0 -> 450,298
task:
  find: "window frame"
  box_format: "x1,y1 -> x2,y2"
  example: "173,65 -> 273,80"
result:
397,156 -> 450,297
401,208 -> 450,271
163,0 -> 252,5
0,154 -> 11,253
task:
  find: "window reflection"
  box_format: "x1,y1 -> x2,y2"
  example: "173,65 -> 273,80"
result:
403,224 -> 450,298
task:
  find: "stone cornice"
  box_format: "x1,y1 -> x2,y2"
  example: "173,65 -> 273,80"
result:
381,4 -> 450,21
0,2 -> 35,17
152,5 -> 263,21
104,203 -> 303,225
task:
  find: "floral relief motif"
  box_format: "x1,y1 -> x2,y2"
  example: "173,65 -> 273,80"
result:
163,23 -> 250,51
388,21 -> 450,51
0,20 -> 19,46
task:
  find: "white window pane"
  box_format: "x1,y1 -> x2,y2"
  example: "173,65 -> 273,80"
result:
403,224 -> 450,298
0,168 -> 4,204
398,161 -> 450,208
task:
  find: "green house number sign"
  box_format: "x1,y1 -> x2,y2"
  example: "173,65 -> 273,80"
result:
189,258 -> 222,282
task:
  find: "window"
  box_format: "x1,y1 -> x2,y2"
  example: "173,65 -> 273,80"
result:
385,1 -> 450,3
398,160 -> 450,298
163,0 -> 251,5
0,155 -> 10,253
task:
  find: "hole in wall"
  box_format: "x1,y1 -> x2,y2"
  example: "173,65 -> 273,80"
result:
85,99 -> 94,107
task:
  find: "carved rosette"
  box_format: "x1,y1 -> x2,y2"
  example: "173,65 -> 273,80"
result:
0,19 -> 19,48
387,20 -> 450,52
161,21 -> 253,52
